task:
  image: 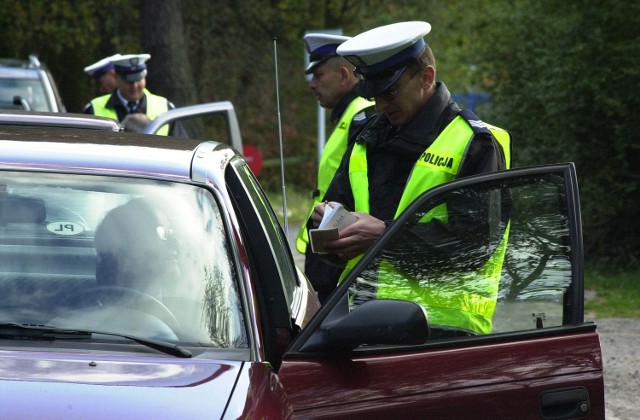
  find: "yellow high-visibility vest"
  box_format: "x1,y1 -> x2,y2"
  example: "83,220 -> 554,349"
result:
91,89 -> 170,135
344,111 -> 511,334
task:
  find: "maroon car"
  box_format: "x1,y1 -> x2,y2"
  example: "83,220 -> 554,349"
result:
0,110 -> 603,419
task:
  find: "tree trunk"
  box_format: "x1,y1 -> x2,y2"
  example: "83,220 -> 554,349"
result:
140,0 -> 197,107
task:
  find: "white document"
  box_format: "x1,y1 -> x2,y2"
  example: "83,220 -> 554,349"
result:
309,202 -> 358,254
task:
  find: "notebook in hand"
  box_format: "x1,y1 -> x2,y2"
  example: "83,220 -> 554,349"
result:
309,202 -> 358,254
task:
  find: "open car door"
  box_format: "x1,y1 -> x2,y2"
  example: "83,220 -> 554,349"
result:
143,101 -> 243,152
279,163 -> 604,419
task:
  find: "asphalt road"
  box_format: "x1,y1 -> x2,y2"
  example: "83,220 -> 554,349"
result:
286,224 -> 638,418
595,318 -> 640,419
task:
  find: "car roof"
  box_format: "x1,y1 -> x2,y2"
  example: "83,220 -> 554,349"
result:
0,57 -> 40,67
0,66 -> 40,80
0,125 -> 236,181
0,56 -> 46,78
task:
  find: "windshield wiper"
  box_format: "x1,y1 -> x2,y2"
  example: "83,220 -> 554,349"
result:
0,323 -> 192,358
0,323 -> 91,339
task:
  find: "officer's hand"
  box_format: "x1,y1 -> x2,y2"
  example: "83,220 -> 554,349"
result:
311,201 -> 339,228
322,212 -> 386,260
310,202 -> 326,228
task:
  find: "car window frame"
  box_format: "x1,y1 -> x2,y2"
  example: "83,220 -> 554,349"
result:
223,156 -> 304,363
228,156 -> 300,295
40,67 -> 66,112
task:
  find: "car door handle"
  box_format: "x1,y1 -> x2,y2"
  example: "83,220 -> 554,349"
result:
539,387 -> 590,419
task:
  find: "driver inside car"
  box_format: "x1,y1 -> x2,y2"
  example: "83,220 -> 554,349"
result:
94,197 -> 180,299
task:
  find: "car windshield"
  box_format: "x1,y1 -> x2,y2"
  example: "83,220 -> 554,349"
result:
0,78 -> 50,111
0,171 -> 246,349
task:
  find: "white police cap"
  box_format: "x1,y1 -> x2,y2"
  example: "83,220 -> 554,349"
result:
84,54 -> 122,79
112,54 -> 151,82
304,33 -> 351,74
337,21 -> 431,98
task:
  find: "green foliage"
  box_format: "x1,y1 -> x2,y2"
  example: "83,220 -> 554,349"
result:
0,1 -> 100,55
468,0 -> 640,265
0,0 -> 141,112
2,0 -> 638,265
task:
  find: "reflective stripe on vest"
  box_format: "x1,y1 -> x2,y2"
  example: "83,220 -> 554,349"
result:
91,89 -> 170,136
295,97 -> 374,254
343,113 -> 512,334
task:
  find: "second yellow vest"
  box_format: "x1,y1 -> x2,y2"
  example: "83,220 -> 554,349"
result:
295,97 -> 374,254
91,89 -> 170,135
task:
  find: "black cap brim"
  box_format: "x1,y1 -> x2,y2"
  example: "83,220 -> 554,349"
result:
122,69 -> 147,82
305,59 -> 322,74
357,67 -> 405,99
305,56 -> 334,74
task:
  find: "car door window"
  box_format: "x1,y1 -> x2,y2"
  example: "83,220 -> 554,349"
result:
347,165 -> 580,338
0,79 -> 49,111
289,164 -> 584,353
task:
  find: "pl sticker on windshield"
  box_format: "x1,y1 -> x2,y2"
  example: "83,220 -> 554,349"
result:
46,221 -> 85,236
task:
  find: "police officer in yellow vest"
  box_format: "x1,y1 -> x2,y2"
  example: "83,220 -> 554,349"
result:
84,54 -> 122,96
308,21 -> 512,334
83,54 -> 174,136
296,33 -> 376,303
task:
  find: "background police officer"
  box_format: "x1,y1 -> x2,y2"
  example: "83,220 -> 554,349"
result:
83,54 -> 177,135
296,33 -> 375,303
84,54 -> 122,96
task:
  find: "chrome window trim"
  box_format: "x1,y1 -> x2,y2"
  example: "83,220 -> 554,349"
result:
0,111 -> 121,131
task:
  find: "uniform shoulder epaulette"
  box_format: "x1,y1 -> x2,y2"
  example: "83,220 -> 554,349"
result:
458,109 -> 492,136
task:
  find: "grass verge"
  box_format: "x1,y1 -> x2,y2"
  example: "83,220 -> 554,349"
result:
266,188 -> 311,226
585,266 -> 640,318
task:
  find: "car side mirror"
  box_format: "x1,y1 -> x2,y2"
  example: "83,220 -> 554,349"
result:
300,299 -> 429,353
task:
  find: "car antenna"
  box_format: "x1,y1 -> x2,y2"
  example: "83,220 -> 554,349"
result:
273,37 -> 288,234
